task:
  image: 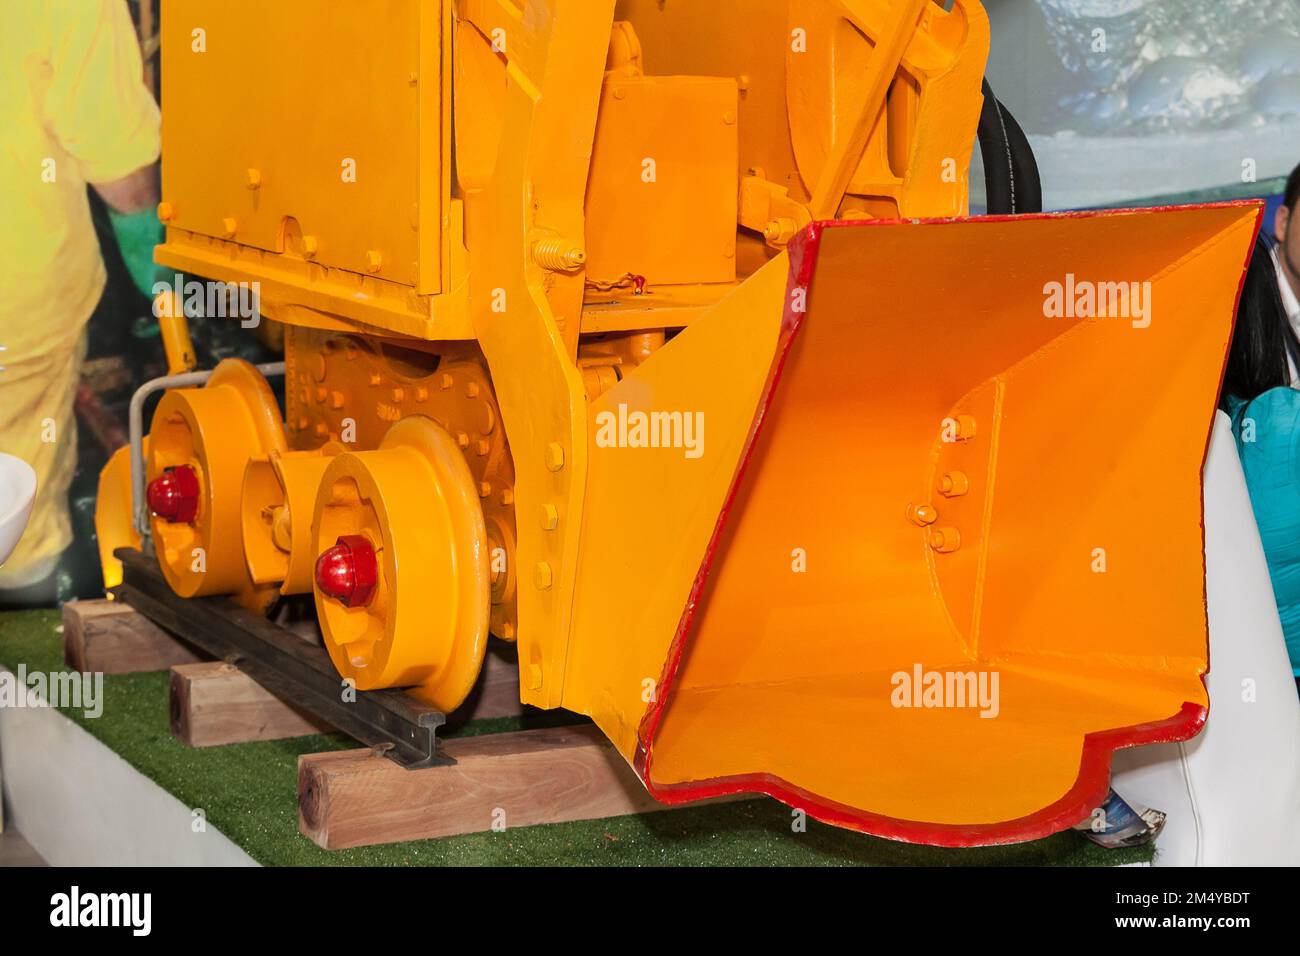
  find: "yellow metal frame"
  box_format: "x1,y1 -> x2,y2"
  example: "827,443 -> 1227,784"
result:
145,0 -> 994,708
457,0 -> 615,706
156,0 -> 465,339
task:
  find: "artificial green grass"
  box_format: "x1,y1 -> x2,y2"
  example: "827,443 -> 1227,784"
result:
0,608 -> 1149,866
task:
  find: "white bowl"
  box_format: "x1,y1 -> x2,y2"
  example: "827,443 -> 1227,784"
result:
0,452 -> 37,566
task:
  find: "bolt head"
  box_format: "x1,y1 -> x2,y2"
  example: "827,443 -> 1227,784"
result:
540,503 -> 559,530
907,503 -> 938,527
544,443 -> 565,472
929,527 -> 962,553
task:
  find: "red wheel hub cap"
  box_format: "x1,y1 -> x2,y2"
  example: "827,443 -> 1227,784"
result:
315,535 -> 379,608
146,465 -> 200,524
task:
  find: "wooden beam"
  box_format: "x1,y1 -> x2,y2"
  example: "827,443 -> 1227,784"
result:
299,725 -> 669,850
63,599 -> 205,674
170,662 -> 333,747
171,642 -> 525,749
457,644 -> 526,721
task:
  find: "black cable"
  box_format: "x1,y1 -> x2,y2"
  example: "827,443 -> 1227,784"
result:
978,79 -> 1043,214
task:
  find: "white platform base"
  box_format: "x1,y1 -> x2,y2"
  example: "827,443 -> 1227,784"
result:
0,666 -> 257,866
1112,414 -> 1300,866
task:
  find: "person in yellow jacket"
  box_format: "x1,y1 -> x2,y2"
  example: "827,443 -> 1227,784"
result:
0,1 -> 161,603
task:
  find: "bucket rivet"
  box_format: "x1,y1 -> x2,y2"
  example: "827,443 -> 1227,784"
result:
938,471 -> 970,497
949,415 -> 977,441
929,528 -> 961,553
906,503 -> 938,527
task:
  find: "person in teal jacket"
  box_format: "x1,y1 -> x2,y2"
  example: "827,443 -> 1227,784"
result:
1222,231 -> 1300,696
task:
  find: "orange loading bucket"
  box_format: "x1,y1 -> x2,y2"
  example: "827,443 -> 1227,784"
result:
565,202 -> 1262,845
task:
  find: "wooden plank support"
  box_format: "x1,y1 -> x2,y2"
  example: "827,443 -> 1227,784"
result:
462,645 -> 527,721
171,662 -> 334,747
63,599 -> 206,674
170,644 -> 526,749
299,724 -> 668,850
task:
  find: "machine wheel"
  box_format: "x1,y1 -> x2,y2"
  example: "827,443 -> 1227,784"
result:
312,416 -> 490,712
146,359 -> 286,612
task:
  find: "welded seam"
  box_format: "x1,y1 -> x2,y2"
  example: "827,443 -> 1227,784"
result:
969,377 -> 1005,661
